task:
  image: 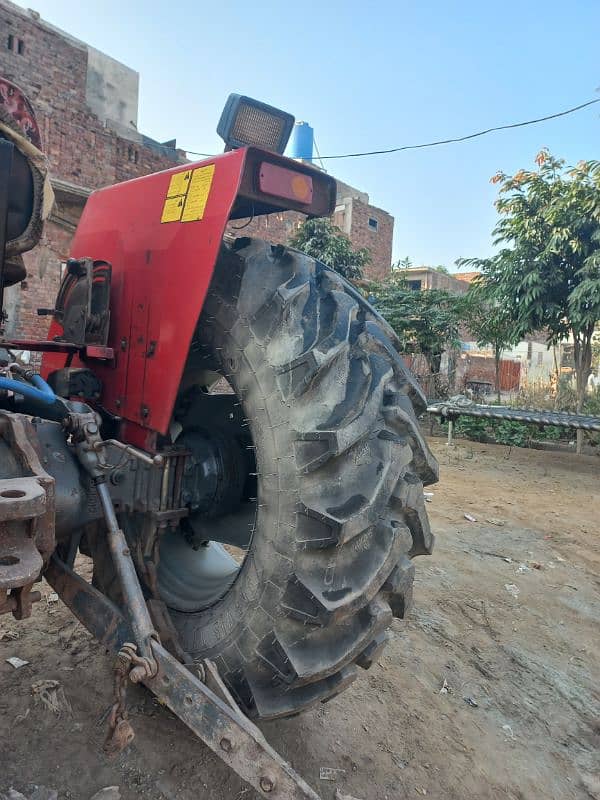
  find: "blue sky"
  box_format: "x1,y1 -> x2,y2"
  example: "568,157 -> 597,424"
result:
15,0 -> 600,268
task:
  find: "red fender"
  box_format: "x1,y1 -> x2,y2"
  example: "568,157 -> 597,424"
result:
44,150 -> 246,444
41,147 -> 335,449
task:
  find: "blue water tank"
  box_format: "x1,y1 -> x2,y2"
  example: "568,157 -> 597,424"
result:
287,121 -> 314,161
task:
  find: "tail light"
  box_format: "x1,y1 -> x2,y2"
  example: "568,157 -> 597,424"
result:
232,148 -> 336,220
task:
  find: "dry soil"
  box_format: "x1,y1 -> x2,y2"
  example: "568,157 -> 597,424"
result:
1,439 -> 599,800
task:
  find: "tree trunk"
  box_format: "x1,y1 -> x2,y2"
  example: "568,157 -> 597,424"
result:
430,351 -> 443,376
573,328 -> 593,455
446,348 -> 457,394
494,346 -> 502,404
552,345 -> 560,410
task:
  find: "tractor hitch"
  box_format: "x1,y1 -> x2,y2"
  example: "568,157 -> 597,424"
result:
45,555 -> 322,800
43,410 -> 323,799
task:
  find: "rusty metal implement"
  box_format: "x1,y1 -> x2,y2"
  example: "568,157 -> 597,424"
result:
45,555 -> 321,800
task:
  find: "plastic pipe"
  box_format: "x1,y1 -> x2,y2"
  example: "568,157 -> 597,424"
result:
0,373 -> 56,405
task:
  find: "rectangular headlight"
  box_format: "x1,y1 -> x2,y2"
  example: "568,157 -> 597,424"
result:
217,94 -> 294,154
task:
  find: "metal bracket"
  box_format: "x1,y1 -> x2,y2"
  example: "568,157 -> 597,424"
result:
45,555 -> 321,800
0,412 -> 56,618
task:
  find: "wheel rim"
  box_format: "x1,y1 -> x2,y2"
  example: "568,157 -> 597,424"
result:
157,378 -> 257,612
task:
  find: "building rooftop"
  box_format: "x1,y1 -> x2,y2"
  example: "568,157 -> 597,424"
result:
452,271 -> 481,284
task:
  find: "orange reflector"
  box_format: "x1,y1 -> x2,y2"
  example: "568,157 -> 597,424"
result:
258,162 -> 314,204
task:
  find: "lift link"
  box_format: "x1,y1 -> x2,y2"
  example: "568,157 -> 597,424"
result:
69,407 -> 160,753
95,479 -> 159,669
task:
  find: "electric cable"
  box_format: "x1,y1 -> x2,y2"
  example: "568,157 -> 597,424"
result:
179,97 -> 599,161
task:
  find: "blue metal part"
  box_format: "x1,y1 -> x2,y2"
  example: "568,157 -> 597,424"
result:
287,121 -> 314,161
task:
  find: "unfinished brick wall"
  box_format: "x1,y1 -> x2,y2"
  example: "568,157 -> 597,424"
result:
0,0 -> 181,339
1,0 -> 394,344
12,221 -> 70,339
347,199 -> 393,280
457,355 -> 521,392
226,210 -> 305,248
226,198 -> 394,280
0,1 -> 180,189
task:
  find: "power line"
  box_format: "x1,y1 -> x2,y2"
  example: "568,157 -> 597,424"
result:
315,98 -> 600,160
181,97 -> 599,161
312,136 -> 326,170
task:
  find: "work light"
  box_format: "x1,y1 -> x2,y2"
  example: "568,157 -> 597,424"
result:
217,94 -> 295,154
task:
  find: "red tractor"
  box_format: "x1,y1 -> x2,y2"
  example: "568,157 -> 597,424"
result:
0,80 -> 437,798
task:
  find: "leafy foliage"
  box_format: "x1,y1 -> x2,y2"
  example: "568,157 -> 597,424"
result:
290,218 -> 371,280
368,275 -> 468,374
451,416 -> 563,447
460,152 -> 600,434
461,278 -> 522,401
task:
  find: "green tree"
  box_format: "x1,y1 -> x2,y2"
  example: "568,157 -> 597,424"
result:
290,218 -> 371,280
461,278 -> 522,403
462,152 -> 600,450
369,275 -> 467,376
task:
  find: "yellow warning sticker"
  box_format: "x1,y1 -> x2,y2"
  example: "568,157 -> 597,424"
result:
161,196 -> 186,224
182,165 -> 216,222
166,169 -> 192,198
160,165 -> 215,224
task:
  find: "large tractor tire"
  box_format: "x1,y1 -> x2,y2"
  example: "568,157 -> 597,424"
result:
93,238 -> 438,720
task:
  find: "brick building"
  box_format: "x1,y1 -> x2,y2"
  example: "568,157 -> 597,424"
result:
1,0 -> 394,343
235,177 -> 394,280
0,0 -> 184,339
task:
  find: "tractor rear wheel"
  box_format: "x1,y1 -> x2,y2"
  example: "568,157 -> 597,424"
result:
93,238 -> 438,720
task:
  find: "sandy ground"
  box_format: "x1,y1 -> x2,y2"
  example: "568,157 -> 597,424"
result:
1,439 -> 599,800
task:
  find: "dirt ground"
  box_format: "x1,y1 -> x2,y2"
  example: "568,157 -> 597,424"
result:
1,439 -> 599,800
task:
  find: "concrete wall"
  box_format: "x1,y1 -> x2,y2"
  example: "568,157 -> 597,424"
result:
400,267 -> 471,294
85,46 -> 139,130
460,339 -> 557,386
504,341 -> 555,382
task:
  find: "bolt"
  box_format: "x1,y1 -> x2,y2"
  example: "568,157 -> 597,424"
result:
219,737 -> 233,752
259,776 -> 275,793
86,421 -> 98,435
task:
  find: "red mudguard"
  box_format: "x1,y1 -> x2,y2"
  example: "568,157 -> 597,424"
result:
43,149 -> 246,446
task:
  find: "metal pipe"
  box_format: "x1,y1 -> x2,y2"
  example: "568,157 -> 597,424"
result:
92,439 -> 164,467
95,480 -> 157,664
427,402 -> 600,433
